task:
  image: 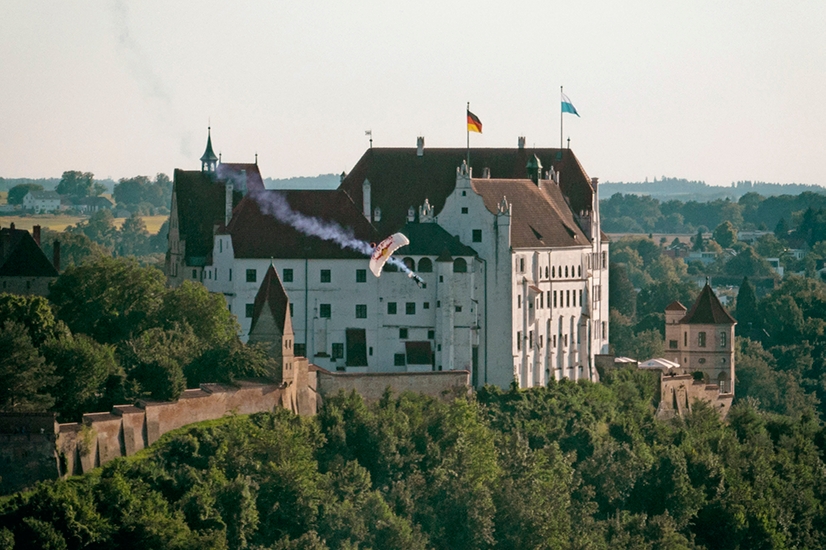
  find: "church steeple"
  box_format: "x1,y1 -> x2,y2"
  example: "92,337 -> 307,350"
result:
200,127 -> 218,173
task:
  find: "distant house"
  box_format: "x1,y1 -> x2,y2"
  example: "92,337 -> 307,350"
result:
75,196 -> 113,213
22,190 -> 61,213
0,224 -> 60,296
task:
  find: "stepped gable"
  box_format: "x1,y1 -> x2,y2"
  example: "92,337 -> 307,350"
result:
681,283 -> 736,324
339,147 -> 593,236
471,178 -> 589,248
225,189 -> 380,259
395,222 -> 477,257
665,301 -> 687,312
173,164 -> 265,264
0,227 -> 58,277
250,264 -> 290,334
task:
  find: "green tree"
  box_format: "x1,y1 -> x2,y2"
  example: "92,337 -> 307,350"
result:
56,171 -> 101,199
116,213 -> 150,257
121,327 -> 196,401
41,333 -> 121,421
49,257 -> 166,344
185,339 -> 272,387
156,281 -> 238,348
713,221 -> 738,248
0,293 -> 64,346
609,262 -> 637,318
0,321 -> 56,412
39,228 -> 109,269
735,277 -> 759,336
693,228 -> 704,251
7,183 -> 44,205
70,209 -> 117,249
775,217 -> 790,240
724,247 -> 775,278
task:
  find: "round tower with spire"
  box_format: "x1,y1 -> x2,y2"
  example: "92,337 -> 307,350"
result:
201,127 -> 218,173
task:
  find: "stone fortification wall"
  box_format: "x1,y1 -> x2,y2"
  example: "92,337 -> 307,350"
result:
0,414 -> 59,494
656,373 -> 733,420
317,370 -> 470,403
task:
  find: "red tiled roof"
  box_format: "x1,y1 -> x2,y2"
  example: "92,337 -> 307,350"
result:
665,301 -> 687,311
217,163 -> 265,192
250,265 -> 290,334
471,178 -> 589,248
0,228 -> 59,277
225,189 -> 380,259
339,147 -> 593,236
681,284 -> 736,325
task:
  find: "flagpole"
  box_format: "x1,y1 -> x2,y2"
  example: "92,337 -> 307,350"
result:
560,86 -> 563,150
467,101 -> 470,168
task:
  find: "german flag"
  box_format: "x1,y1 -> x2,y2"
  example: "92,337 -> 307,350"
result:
467,110 -> 482,133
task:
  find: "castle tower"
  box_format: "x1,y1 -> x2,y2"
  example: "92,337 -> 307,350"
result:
664,300 -> 688,365
669,282 -> 736,394
200,127 -> 218,173
248,264 -> 295,384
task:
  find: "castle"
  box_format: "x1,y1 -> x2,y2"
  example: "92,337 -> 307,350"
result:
166,131 -> 610,389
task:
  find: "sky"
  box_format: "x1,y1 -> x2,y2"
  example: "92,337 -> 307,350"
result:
1,1 -> 824,187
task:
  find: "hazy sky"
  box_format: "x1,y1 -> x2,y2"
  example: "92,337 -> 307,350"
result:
2,1 -> 824,186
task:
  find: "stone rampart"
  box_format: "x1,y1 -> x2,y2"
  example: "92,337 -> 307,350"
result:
656,373 -> 733,420
317,369 -> 470,402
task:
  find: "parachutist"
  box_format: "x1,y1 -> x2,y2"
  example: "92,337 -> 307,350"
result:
408,272 -> 426,288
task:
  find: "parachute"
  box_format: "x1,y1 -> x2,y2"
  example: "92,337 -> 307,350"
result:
369,232 -> 410,277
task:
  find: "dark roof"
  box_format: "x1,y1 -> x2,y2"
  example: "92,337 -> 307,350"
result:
339,147 -> 593,236
396,222 -> 477,257
471,178 -> 589,248
0,228 -> 59,277
665,301 -> 687,312
28,191 -> 60,200
200,129 -> 218,163
681,284 -> 736,325
250,265 -> 290,333
173,164 -> 266,265
225,189 -> 380,259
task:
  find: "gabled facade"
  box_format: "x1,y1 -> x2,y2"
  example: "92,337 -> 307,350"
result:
22,191 -> 61,213
167,134 -> 609,389
0,224 -> 59,296
664,282 -> 736,393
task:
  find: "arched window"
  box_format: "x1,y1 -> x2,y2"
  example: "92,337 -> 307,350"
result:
578,266 -> 581,277
453,258 -> 468,273
418,258 -> 433,272
564,266 -> 568,278
403,257 -> 415,271
552,266 -> 556,277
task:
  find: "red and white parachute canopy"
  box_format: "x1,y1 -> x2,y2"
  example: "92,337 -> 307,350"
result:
369,232 -> 410,277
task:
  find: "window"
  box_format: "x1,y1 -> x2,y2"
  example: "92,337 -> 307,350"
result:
529,331 -> 533,348
552,266 -> 556,277
669,339 -> 678,349
403,257 -> 415,271
518,295 -> 522,309
289,303 -> 294,317
320,269 -> 331,283
192,269 -> 197,279
546,291 -> 551,308
418,258 -> 433,272
423,302 -> 430,309
455,305 -> 462,312
545,266 -> 549,279
539,293 -> 544,308
602,322 -> 606,339
572,290 -> 575,306
566,290 -> 570,307
602,251 -> 607,269
356,269 -> 366,282
553,291 -> 557,308
684,333 -> 688,346
461,207 -> 468,214
578,266 -> 581,277
283,268 -> 293,282
294,343 -> 306,357
519,258 -> 525,272
698,332 -> 707,347
565,266 -> 568,277
229,269 -> 232,281
355,304 -> 367,318
453,258 -> 467,273
428,329 -> 435,339
579,289 -> 583,307
406,302 -> 416,315
399,328 -> 408,339
245,303 -> 254,318
320,304 -> 331,318
517,331 -> 522,351
394,353 -> 407,366
246,269 -> 256,283
472,229 -> 482,242
720,331 -> 727,348
387,302 -> 397,314
332,343 -> 344,359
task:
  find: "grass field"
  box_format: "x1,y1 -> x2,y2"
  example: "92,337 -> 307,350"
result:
0,214 -> 168,234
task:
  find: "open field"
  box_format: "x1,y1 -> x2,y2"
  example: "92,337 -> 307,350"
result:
0,214 -> 168,234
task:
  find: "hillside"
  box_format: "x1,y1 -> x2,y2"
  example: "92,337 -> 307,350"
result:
601,177 -> 826,201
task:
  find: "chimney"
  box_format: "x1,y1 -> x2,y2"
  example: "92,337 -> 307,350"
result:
518,136 -> 526,149
33,225 -> 41,246
373,207 -> 382,222
417,136 -> 425,157
407,206 -> 416,222
9,223 -> 15,230
239,169 -> 248,197
482,167 -> 491,179
53,240 -> 61,272
225,181 -> 233,226
363,179 -> 371,220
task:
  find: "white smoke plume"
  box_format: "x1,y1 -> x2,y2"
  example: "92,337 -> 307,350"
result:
248,189 -> 410,273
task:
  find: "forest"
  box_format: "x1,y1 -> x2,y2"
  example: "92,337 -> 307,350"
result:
2,371 -> 826,549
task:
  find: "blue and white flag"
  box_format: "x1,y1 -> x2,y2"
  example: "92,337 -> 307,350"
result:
561,92 -> 580,117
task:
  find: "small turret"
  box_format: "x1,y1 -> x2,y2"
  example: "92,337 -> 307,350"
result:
200,127 -> 218,173
526,154 -> 542,185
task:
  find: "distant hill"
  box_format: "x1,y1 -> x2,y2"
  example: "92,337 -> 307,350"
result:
601,177 -> 826,201
264,173 -> 340,190
0,177 -> 118,193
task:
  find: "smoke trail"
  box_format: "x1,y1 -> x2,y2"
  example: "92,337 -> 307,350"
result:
248,189 -> 411,273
